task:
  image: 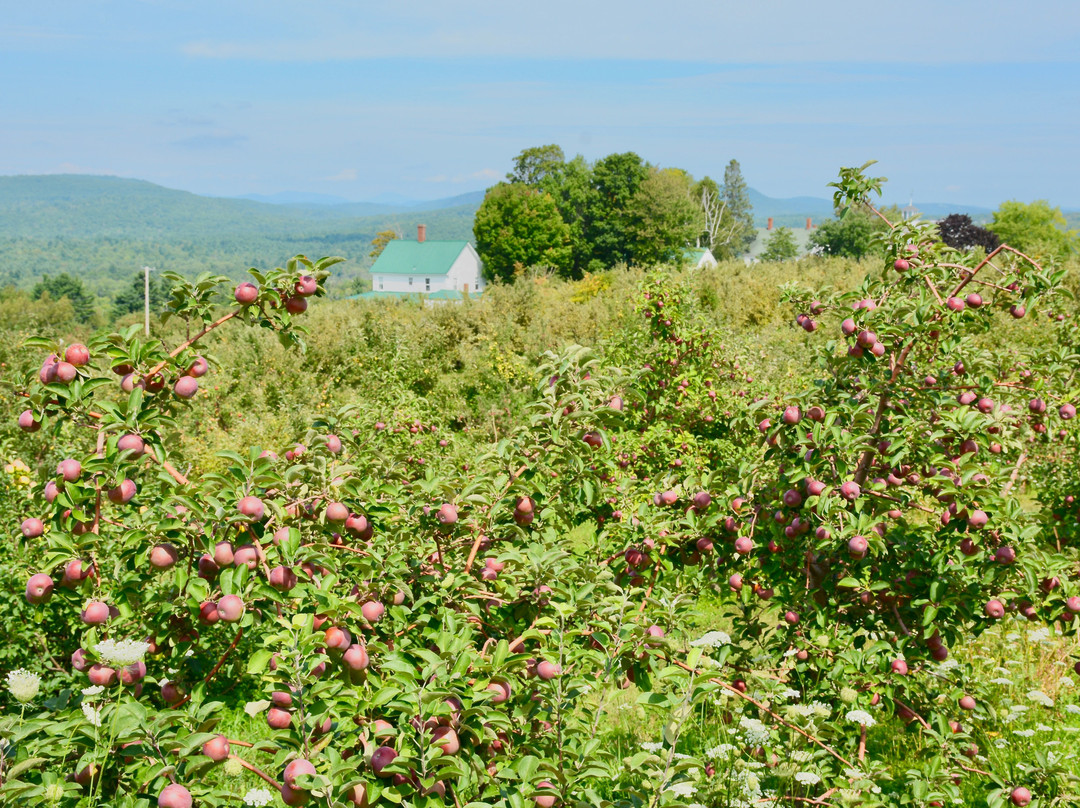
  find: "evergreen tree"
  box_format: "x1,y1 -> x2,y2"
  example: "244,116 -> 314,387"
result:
112,271 -> 168,320
721,159 -> 756,256
32,272 -> 96,322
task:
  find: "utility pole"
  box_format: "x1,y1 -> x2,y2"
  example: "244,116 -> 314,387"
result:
144,266 -> 154,337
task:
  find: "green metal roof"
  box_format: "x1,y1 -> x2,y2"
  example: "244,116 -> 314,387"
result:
370,240 -> 471,276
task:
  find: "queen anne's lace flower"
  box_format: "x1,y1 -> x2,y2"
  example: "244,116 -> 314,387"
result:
1065,704 -> 1080,715
81,685 -> 104,697
641,742 -> 663,752
794,772 -> 821,785
740,716 -> 770,746
705,743 -> 737,759
690,631 -> 731,648
846,710 -> 876,727
82,702 -> 102,727
244,788 -> 275,807
1028,690 -> 1054,707
93,639 -> 150,668
6,669 -> 41,703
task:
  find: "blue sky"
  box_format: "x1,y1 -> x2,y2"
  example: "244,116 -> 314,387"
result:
2,0 -> 1078,207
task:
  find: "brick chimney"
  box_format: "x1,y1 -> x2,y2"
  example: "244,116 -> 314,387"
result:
806,217 -> 813,230
767,217 -> 773,231
417,224 -> 426,243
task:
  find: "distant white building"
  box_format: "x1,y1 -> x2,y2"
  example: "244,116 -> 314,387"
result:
683,247 -> 717,268
360,225 -> 485,301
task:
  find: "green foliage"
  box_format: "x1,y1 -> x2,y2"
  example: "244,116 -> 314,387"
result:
759,226 -> 800,262
111,271 -> 168,321
989,199 -> 1079,260
369,229 -> 400,262
507,144 -> 566,187
719,159 -> 755,257
473,184 -> 573,281
2,162 -> 1080,808
809,209 -> 886,259
627,168 -> 704,266
31,273 -> 97,323
584,152 -> 649,271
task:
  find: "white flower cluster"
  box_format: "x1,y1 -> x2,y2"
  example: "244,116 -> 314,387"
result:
81,685 -> 104,697
690,631 -> 731,648
936,658 -> 960,672
777,688 -> 801,702
740,716 -> 770,747
1013,729 -> 1035,738
82,702 -> 102,727
1061,677 -> 1075,689
846,710 -> 876,727
1028,627 -> 1052,643
93,639 -> 150,668
705,743 -> 738,759
1028,690 -> 1054,707
794,771 -> 821,785
641,742 -> 664,753
1066,704 -> 1080,715
6,669 -> 41,703
244,788 -> 275,807
990,677 -> 1013,686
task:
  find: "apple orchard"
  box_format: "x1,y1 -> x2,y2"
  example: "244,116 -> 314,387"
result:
3,165 -> 1080,808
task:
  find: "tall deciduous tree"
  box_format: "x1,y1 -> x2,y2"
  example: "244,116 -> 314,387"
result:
507,144 -> 566,187
585,152 -> 648,271
628,168 -> 704,265
473,183 -> 572,282
989,200 -> 1078,260
759,226 -> 799,262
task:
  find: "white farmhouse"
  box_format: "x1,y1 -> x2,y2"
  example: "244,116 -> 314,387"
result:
362,225 -> 485,301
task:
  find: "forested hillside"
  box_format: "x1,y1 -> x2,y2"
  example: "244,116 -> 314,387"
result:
0,176 -> 477,298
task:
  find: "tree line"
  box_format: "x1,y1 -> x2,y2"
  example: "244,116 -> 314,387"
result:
472,145 -> 755,282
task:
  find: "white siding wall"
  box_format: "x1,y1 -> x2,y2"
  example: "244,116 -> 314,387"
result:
372,272 -> 452,294
371,244 -> 485,295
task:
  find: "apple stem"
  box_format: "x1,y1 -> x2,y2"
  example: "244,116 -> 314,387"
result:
227,754 -> 281,789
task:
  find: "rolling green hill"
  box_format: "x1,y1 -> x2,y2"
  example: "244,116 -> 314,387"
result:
0,175 -> 478,299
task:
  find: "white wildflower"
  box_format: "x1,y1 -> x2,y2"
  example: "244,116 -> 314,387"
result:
1028,690 -> 1055,707
690,631 -> 731,648
6,669 -> 41,703
843,768 -> 865,780
1065,705 -> 1080,715
990,677 -> 1013,686
82,702 -> 102,727
936,658 -> 960,672
740,716 -> 771,747
666,782 -> 696,798
641,742 -> 664,753
1028,628 -> 1051,642
839,687 -> 858,704
1037,723 -> 1054,732
705,743 -> 737,759
794,772 -> 821,785
244,788 -> 275,807
81,685 -> 104,697
846,710 -> 876,727
809,701 -> 831,718
778,688 -> 801,702
671,752 -> 693,761
791,750 -> 814,763
1060,677 -> 1075,688
1013,729 -> 1035,738
93,639 -> 150,668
